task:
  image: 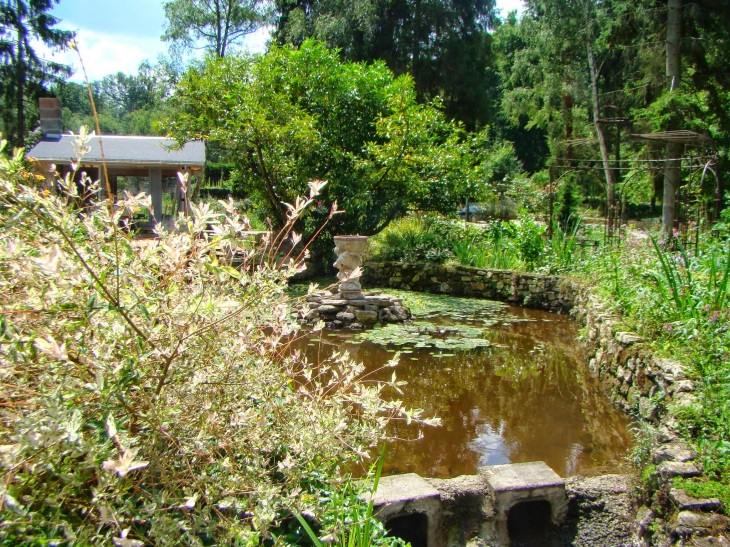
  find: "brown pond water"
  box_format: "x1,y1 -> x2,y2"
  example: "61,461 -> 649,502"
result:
293,289 -> 633,479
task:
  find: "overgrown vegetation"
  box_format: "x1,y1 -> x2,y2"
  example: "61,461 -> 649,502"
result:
0,135 -> 432,545
2,0 -> 730,532
367,214 -> 586,274
167,40 -> 491,242
572,216 -> 730,479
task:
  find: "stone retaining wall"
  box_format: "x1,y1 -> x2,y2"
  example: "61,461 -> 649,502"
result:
362,261 -> 723,546
362,261 -> 577,314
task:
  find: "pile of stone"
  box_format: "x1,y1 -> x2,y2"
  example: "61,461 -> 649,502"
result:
293,289 -> 411,329
292,234 -> 411,329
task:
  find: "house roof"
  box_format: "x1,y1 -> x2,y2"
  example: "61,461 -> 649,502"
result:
27,135 -> 205,167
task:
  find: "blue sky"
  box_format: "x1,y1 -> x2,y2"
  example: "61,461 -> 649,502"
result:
41,0 -> 524,82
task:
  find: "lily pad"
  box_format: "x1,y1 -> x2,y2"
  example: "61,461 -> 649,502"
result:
356,321 -> 495,350
377,289 -> 512,326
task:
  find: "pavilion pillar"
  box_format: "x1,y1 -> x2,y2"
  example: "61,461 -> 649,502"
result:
150,168 -> 162,224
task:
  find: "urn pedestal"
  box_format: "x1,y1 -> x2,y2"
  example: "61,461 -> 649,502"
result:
333,235 -> 368,300
292,235 -> 412,330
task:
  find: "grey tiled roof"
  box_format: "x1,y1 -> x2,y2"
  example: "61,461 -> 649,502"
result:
28,135 -> 205,166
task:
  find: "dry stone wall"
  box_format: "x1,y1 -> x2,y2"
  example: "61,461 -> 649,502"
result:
362,261 -> 577,314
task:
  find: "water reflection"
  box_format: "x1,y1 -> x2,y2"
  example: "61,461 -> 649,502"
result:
295,297 -> 633,479
469,420 -> 513,466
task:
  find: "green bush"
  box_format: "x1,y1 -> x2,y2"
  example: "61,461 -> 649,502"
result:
367,216 -> 453,264
0,134 -> 431,545
369,213 -> 590,276
169,40 -> 479,240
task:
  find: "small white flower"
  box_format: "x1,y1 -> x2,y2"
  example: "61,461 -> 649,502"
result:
112,529 -> 144,547
102,447 -> 149,477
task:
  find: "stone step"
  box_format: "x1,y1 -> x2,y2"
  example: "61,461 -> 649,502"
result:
658,461 -> 701,481
670,489 -> 722,512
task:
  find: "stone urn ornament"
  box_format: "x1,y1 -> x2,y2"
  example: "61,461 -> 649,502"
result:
333,235 -> 368,299
291,234 -> 411,328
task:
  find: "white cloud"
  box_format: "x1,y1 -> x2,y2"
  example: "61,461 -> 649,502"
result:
33,28 -> 167,82
495,0 -> 525,18
33,25 -> 273,83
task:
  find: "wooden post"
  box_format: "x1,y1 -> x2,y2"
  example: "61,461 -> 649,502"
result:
714,168 -> 724,221
548,166 -> 554,239
663,0 -> 682,240
150,168 -> 162,225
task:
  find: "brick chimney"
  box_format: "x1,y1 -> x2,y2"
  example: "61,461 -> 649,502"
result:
39,97 -> 62,139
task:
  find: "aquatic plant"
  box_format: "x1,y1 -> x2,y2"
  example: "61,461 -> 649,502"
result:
383,288 -> 508,321
357,321 -> 494,351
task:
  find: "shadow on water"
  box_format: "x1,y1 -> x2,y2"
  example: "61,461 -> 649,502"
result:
293,288 -> 633,479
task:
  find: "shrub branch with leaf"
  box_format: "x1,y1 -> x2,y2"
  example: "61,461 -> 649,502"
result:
0,134 -> 430,545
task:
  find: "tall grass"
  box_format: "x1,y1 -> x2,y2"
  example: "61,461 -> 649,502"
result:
546,217 -> 582,272
649,234 -> 730,320
451,237 -> 521,270
295,446 -> 402,547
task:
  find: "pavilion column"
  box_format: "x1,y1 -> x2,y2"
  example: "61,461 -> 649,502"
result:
150,168 -> 162,224
98,168 -> 107,201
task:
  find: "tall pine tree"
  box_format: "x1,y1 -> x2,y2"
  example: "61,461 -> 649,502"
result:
0,0 -> 73,147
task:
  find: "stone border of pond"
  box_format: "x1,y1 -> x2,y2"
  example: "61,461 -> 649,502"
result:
291,289 -> 412,328
360,261 -> 727,546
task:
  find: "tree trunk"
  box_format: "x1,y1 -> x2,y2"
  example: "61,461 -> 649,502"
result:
15,0 -> 25,148
586,29 -> 615,235
663,0 -> 682,239
412,0 -> 421,90
215,0 -> 224,57
564,93 -> 573,163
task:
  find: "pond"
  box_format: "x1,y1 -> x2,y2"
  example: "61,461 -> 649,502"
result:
292,287 -> 634,479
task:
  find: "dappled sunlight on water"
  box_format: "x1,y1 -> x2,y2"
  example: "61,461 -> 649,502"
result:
293,290 -> 633,478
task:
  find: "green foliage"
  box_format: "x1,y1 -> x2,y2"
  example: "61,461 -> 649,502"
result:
168,41 -> 482,238
482,140 -> 522,184
274,0 -> 498,130
51,59 -> 182,136
556,180 -> 581,231
451,231 -> 521,270
0,135 -> 423,544
367,216 -> 453,264
568,228 -> 730,479
675,479 -> 730,509
515,215 -> 546,269
546,218 -> 582,273
370,213 -> 589,274
647,234 -> 730,321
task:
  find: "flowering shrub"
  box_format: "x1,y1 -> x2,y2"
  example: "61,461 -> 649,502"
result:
0,135 -> 426,545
